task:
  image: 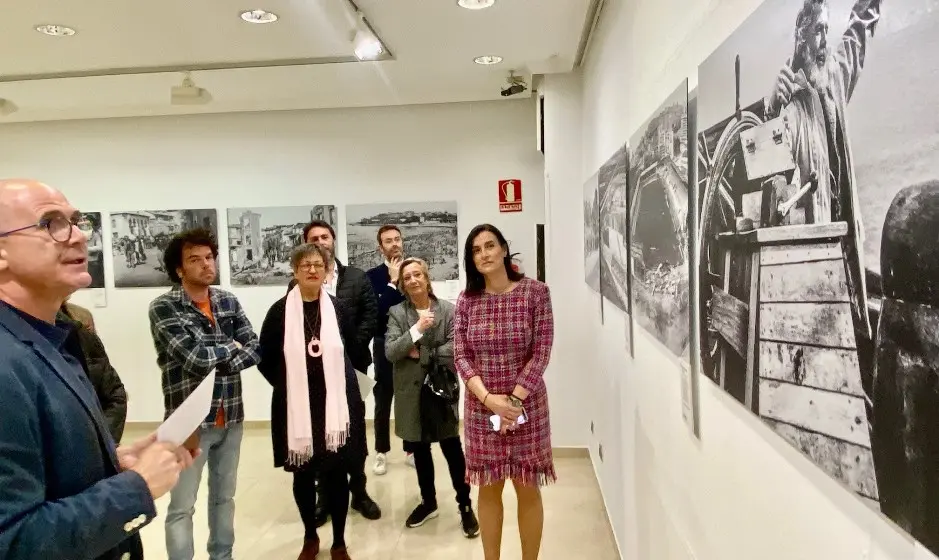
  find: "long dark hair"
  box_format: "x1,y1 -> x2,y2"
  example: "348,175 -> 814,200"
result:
463,224 -> 524,295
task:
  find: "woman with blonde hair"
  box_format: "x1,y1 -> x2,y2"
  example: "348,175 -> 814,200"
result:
384,257 -> 480,537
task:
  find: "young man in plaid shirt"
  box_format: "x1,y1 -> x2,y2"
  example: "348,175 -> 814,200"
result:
148,228 -> 260,560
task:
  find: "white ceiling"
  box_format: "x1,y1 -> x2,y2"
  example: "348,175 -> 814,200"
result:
0,0 -> 593,124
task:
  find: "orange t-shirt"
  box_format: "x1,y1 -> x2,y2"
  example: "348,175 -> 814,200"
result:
195,300 -> 225,427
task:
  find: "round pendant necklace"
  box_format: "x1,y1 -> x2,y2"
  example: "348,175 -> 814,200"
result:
304,304 -> 323,358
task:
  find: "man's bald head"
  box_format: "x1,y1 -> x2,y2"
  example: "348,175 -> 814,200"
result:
0,179 -> 63,227
0,179 -> 91,321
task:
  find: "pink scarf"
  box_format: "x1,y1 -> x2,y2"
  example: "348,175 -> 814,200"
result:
283,285 -> 349,466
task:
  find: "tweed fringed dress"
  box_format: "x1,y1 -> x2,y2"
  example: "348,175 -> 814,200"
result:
454,277 -> 556,487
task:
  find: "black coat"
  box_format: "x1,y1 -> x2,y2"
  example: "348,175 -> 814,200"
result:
257,294 -> 367,470
57,311 -> 128,443
287,259 -> 377,373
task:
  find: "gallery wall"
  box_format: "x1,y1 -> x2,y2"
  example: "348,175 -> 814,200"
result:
0,99 -> 551,431
544,0 -> 926,557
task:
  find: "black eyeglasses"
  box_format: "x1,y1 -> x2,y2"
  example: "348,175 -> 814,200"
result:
0,214 -> 93,243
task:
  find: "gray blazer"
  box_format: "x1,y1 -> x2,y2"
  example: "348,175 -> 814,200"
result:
385,297 -> 458,442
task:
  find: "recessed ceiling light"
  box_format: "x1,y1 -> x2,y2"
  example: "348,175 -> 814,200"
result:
240,9 -> 279,24
457,0 -> 496,9
474,55 -> 503,65
34,24 -> 76,37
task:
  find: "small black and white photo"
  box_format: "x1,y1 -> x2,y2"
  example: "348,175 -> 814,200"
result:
696,0 -> 939,550
584,173 -> 601,293
81,212 -> 105,289
345,201 -> 459,281
628,80 -> 691,362
227,205 -> 338,286
598,142 -> 630,314
110,209 -> 219,288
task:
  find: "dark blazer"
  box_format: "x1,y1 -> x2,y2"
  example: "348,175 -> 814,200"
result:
57,310 -> 129,442
287,259 -> 378,373
257,294 -> 366,469
0,302 -> 155,560
366,263 -> 406,342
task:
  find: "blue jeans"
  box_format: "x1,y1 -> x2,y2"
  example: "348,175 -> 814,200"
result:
165,423 -> 244,560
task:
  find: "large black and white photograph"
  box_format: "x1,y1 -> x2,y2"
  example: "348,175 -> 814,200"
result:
697,0 -> 939,550
598,142 -> 630,315
584,172 -> 601,293
345,201 -> 459,281
628,81 -> 691,363
227,205 -> 338,286
81,212 -> 105,289
110,209 -> 219,288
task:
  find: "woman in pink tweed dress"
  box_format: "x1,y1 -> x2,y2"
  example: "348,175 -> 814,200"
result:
454,224 -> 555,560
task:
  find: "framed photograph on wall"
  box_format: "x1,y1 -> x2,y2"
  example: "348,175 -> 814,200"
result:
696,0 -> 939,549
345,201 -> 459,281
110,209 -> 219,288
227,205 -> 337,286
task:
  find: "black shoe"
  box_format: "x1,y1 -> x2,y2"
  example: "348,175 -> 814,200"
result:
460,505 -> 479,538
405,501 -> 439,528
351,493 -> 382,520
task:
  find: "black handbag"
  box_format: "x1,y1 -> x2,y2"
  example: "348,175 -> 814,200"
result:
424,346 -> 460,405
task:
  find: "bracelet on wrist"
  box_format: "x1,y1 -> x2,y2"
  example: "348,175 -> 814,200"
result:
482,392 -> 490,405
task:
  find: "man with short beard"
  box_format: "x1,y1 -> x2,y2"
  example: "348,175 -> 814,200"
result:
149,228 -> 260,560
288,220 -> 382,524
365,224 -> 409,475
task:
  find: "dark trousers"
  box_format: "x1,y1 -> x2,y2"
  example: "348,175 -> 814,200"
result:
408,437 -> 472,508
372,337 -> 396,454
294,460 -> 349,546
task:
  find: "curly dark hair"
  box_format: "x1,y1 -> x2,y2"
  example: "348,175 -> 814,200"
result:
162,228 -> 218,284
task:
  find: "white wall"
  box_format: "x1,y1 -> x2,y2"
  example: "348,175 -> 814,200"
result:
0,100 -> 552,430
543,0 -> 918,558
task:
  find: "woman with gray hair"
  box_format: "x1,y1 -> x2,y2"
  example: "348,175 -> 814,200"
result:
258,243 -> 365,560
385,257 -> 480,537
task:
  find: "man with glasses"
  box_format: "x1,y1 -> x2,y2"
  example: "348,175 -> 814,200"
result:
0,178 -> 193,560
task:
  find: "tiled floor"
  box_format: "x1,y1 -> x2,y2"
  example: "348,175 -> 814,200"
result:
128,425 -> 619,559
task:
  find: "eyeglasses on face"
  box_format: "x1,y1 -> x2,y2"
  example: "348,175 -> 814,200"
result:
297,261 -> 326,272
0,213 -> 93,243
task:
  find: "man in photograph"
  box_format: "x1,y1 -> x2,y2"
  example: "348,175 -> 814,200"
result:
0,178 -> 192,560
763,0 -> 882,340
148,228 -> 261,560
289,219 -> 382,524
365,224 -> 411,474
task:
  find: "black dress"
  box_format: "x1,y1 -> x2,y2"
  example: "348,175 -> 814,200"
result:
257,295 -> 366,473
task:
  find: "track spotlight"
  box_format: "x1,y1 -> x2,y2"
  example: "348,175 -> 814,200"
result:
351,12 -> 383,61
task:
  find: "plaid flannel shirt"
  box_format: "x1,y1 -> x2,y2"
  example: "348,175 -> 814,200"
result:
148,286 -> 260,428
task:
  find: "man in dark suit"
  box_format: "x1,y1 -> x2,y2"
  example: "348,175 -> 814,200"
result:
365,225 -> 408,475
288,220 -> 381,524
0,179 -> 194,560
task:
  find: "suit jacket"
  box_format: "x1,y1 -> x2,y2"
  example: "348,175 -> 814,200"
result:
287,259 -> 377,372
0,302 -> 155,560
366,263 -> 405,342
57,310 -> 129,443
385,297 -> 458,442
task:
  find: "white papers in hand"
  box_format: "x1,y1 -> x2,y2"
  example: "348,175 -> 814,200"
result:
355,370 -> 376,400
157,370 -> 216,446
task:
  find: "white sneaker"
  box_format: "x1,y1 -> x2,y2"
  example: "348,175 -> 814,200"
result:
373,453 -> 387,475
405,453 -> 415,468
